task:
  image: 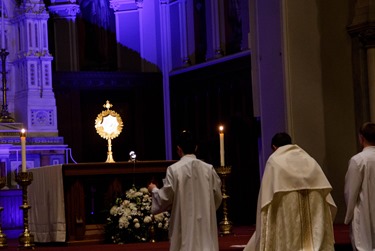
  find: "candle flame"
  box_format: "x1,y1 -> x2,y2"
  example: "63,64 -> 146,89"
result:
219,125 -> 224,132
20,128 -> 26,137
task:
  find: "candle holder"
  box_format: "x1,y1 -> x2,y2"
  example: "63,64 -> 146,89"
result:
0,176 -> 7,247
15,171 -> 34,249
216,166 -> 233,235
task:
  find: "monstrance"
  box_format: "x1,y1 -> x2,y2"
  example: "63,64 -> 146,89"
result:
95,100 -> 123,163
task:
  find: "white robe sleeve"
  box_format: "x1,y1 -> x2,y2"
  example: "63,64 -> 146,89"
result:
243,232 -> 256,251
151,169 -> 175,215
344,157 -> 363,224
212,169 -> 223,210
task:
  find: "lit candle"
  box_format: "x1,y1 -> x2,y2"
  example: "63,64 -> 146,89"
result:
1,0 -> 4,48
219,125 -> 225,166
20,129 -> 27,172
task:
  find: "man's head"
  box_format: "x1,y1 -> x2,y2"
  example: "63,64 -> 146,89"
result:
176,130 -> 197,156
271,132 -> 292,151
359,122 -> 375,146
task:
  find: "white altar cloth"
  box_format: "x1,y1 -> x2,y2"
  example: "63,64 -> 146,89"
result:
28,165 -> 66,242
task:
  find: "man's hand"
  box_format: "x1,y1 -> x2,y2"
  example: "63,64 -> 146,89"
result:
148,182 -> 157,193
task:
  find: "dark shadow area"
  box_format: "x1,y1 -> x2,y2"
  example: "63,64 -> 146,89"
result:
169,54 -> 259,226
53,71 -> 165,163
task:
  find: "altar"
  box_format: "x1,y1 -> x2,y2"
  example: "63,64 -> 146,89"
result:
28,160 -> 175,244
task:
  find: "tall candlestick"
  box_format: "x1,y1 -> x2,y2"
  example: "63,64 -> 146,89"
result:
219,125 -> 225,166
20,129 -> 26,172
1,0 -> 4,49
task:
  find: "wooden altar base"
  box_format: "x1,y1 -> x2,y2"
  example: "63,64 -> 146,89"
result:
2,224 -> 352,250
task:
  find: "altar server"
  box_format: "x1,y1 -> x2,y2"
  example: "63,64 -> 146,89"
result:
244,132 -> 337,251
345,122 -> 375,251
148,130 -> 222,251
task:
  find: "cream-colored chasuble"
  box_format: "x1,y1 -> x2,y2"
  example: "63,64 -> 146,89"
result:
244,144 -> 337,251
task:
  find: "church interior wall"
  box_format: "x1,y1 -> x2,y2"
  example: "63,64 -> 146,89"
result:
139,0 -> 162,72
251,0 -> 287,174
52,18 -> 76,71
76,1 -> 117,71
280,0 -> 356,223
318,0 -> 357,223
282,0 -> 327,166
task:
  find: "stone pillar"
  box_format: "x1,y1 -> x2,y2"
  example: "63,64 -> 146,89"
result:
110,0 -> 142,71
179,0 -> 190,66
157,0 -> 190,69
143,0 -> 162,72
347,0 -> 375,126
159,0 -> 172,159
48,3 -> 80,71
368,47 -> 375,121
206,0 -> 223,59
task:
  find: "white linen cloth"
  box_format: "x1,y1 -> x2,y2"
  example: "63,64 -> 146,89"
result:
344,146 -> 375,251
151,154 -> 222,251
28,165 -> 66,242
244,144 -> 337,251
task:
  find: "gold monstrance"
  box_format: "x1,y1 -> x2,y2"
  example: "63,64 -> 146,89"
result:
95,101 -> 123,163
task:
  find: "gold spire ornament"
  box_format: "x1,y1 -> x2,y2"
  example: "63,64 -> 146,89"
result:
95,100 -> 123,163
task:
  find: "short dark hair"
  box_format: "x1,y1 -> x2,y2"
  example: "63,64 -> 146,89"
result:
176,130 -> 196,154
360,122 -> 375,144
271,132 -> 292,148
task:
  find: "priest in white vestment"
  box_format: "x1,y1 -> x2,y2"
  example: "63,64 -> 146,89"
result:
148,130 -> 223,251
345,122 -> 375,251
244,132 -> 337,251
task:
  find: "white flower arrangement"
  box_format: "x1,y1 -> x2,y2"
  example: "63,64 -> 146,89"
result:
105,186 -> 170,244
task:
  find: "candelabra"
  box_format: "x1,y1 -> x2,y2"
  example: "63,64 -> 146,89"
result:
0,175 -> 7,247
216,166 -> 233,235
15,171 -> 34,249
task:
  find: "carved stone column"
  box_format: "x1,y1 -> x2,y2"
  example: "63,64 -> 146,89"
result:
206,1 -> 223,59
48,3 -> 80,71
347,0 -> 375,128
368,43 -> 375,120
109,0 -> 143,71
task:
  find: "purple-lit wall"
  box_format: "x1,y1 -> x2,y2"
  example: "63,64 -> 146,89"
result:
141,0 -> 161,71
0,189 -> 23,239
251,0 -> 286,175
170,3 -> 183,69
119,12 -> 140,52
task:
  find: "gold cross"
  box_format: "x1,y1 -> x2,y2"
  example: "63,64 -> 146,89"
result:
103,100 -> 113,110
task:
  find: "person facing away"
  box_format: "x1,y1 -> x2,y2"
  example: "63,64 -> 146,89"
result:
243,132 -> 337,251
148,130 -> 223,251
344,122 -> 375,251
